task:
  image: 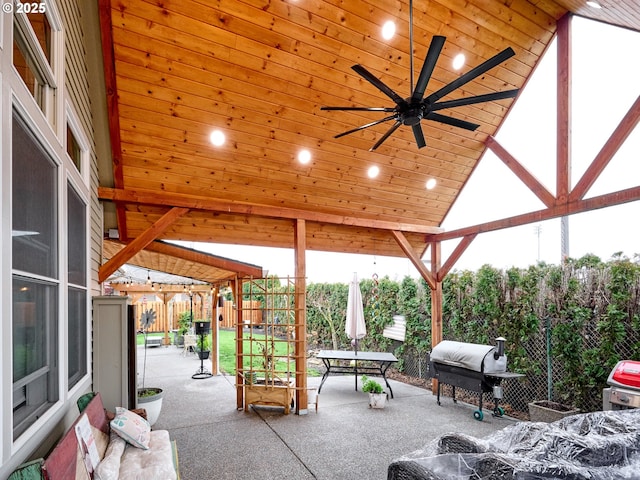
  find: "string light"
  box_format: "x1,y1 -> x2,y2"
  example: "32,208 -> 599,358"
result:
146,270 -> 151,285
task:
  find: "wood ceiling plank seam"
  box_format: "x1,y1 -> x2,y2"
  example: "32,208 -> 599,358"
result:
316,0 -> 540,68
111,22 -> 519,134
114,81 -> 506,162
115,114 -> 482,180
112,85 -> 486,173
116,149 -> 464,210
118,176 -> 450,224
528,0 -> 570,20
114,78 -> 496,161
116,0 -> 528,100
124,0 -> 294,53
115,106 -> 484,172
117,141 -> 470,203
117,140 -> 472,194
117,164 -> 456,215
437,0 -> 551,54
118,149 -> 464,200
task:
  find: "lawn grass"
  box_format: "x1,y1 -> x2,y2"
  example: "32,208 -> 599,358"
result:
139,329 -> 320,376
136,332 -> 166,345
218,329 -> 320,377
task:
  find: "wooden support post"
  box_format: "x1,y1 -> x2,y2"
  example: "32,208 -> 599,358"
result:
211,287 -> 219,376
294,219 -> 308,413
232,279 -> 244,410
430,241 -> 443,395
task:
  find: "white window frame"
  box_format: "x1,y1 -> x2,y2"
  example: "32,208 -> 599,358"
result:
64,102 -> 90,396
12,0 -> 63,130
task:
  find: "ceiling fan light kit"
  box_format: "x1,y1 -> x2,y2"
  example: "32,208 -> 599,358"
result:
322,2 -> 519,151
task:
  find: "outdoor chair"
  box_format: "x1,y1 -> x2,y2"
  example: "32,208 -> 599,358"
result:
182,334 -> 197,356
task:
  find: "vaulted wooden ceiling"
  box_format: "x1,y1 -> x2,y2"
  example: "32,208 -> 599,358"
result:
97,0 -> 640,264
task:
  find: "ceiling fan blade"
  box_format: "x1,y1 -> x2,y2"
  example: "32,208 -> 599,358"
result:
425,112 -> 480,131
321,106 -> 397,112
370,121 -> 401,151
411,35 -> 446,103
412,124 -> 427,149
334,114 -> 398,139
431,89 -> 519,111
425,47 -> 516,104
352,64 -> 406,105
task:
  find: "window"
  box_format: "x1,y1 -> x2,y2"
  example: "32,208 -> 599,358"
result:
12,112 -> 59,439
13,9 -> 57,117
67,185 -> 87,388
66,125 -> 82,173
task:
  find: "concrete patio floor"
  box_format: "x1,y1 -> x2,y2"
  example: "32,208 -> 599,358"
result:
139,345 -> 517,480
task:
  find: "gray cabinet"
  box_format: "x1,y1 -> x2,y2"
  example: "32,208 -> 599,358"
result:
92,296 -> 136,412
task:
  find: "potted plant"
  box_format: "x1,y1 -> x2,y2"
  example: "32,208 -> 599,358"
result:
174,311 -> 192,347
195,334 -> 211,360
361,375 -> 387,409
138,309 -> 164,426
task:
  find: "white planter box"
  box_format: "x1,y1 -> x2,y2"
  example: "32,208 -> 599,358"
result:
368,392 -> 388,409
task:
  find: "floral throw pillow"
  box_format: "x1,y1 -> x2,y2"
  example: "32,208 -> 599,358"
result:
109,407 -> 151,450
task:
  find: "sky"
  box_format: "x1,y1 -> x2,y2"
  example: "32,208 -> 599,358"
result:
174,17 -> 640,284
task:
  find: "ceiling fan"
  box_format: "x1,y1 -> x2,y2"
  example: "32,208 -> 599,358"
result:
321,2 -> 519,151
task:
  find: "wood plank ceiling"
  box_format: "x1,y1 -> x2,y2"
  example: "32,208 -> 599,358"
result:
98,0 -> 640,260
103,239 -> 264,284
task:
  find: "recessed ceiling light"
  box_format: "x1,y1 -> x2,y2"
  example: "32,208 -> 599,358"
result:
367,165 -> 380,178
381,20 -> 396,40
453,53 -> 465,70
298,149 -> 311,164
209,130 -> 225,146
426,178 -> 437,190
586,0 -> 601,8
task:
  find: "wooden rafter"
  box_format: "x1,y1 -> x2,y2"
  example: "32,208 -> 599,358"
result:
570,95 -> 640,202
391,231 -> 435,289
437,234 -> 478,282
99,207 -> 189,282
486,137 -> 556,209
431,185 -> 640,243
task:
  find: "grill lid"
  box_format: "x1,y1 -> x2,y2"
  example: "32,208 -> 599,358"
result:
430,340 -> 507,374
608,360 -> 640,389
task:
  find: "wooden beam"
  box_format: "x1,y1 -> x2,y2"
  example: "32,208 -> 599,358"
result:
431,185 -> 640,242
98,0 -> 128,240
570,95 -> 640,202
556,13 -> 572,204
99,207 -> 189,282
294,219 -> 307,414
98,187 -> 444,235
109,284 -> 214,294
430,241 -> 443,396
391,231 -> 435,289
437,234 -> 477,282
486,136 -> 556,208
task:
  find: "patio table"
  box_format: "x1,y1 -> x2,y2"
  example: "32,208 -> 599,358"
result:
317,350 -> 398,398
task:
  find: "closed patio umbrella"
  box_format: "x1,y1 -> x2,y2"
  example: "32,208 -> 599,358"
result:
345,272 -> 366,354
345,272 -> 366,392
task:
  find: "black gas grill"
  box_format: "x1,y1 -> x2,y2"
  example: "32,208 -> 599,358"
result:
427,338 -> 523,421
